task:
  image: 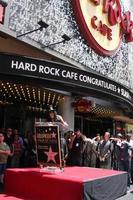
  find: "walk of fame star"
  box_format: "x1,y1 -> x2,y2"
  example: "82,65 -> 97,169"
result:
44,146 -> 58,163
51,132 -> 56,138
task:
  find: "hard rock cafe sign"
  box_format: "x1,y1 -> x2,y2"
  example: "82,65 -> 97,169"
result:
72,0 -> 133,56
72,99 -> 92,113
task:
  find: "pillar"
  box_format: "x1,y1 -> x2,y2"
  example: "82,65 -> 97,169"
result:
58,96 -> 74,130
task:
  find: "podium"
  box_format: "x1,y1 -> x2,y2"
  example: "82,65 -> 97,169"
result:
35,122 -> 69,169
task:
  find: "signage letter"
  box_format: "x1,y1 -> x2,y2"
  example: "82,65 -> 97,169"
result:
121,11 -> 133,39
91,16 -> 97,29
11,60 -> 18,69
103,0 -> 121,26
107,27 -> 112,40
126,24 -> 133,42
114,5 -> 121,23
103,0 -> 115,13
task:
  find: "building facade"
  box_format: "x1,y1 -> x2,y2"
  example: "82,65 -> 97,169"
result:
0,0 -> 133,136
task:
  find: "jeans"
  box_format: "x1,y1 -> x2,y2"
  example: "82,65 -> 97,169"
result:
0,163 -> 7,175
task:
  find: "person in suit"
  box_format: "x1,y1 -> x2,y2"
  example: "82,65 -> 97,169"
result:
98,132 -> 113,169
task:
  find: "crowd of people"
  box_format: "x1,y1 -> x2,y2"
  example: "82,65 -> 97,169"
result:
0,106 -> 133,188
65,130 -> 133,186
0,106 -> 66,186
0,128 -> 37,186
0,126 -> 133,187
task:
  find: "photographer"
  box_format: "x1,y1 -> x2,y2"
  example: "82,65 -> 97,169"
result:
111,133 -> 133,186
66,129 -> 85,166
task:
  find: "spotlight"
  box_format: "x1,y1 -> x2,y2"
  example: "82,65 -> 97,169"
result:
17,20 -> 49,38
38,20 -> 49,29
0,0 -> 8,7
42,34 -> 72,48
62,34 -> 71,42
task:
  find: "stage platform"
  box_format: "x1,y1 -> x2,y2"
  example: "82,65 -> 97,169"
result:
4,167 -> 127,200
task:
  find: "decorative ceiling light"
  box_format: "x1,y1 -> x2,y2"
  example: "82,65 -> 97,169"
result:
0,80 -> 64,108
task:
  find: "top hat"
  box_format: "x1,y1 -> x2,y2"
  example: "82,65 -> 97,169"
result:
117,133 -> 123,138
47,105 -> 55,112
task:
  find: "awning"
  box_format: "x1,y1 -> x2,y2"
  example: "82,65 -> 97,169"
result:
113,116 -> 133,124
0,52 -> 133,108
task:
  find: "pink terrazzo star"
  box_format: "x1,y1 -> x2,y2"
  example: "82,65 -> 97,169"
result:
51,132 -> 56,138
44,146 -> 58,163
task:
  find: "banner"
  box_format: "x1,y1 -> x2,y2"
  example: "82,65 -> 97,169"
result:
0,53 -> 133,106
35,122 -> 62,168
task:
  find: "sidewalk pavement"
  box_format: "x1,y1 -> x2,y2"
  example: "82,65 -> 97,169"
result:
117,185 -> 133,200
